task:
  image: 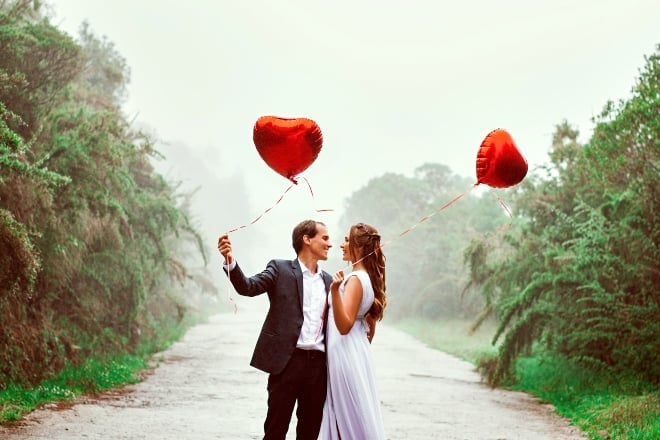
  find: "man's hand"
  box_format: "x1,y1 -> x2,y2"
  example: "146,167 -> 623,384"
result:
217,234 -> 234,265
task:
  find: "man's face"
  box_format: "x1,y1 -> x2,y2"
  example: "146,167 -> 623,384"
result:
306,223 -> 332,261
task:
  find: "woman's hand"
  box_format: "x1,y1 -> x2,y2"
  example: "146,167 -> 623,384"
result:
331,270 -> 344,293
331,273 -> 363,335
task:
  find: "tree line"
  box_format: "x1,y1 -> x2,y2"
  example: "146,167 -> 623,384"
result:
1,0 -> 213,388
340,45 -> 659,387
2,0 -> 658,401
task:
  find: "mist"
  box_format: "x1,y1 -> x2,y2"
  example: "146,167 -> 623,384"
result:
48,0 -> 659,291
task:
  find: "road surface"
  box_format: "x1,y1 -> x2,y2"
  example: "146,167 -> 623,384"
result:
1,298 -> 587,439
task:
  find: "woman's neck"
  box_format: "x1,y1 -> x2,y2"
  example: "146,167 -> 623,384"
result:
352,262 -> 366,271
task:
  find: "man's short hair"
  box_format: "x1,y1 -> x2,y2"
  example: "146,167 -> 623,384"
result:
292,220 -> 325,254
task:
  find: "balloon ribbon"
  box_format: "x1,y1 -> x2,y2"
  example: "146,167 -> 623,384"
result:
348,183 -> 514,269
226,176 -> 332,234
224,176 -> 333,311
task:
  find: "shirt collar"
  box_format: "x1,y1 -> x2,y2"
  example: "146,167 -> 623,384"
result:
298,259 -> 318,276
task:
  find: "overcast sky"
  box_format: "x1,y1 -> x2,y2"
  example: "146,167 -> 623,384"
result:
48,0 -> 659,270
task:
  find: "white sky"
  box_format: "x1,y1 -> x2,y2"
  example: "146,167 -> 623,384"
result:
47,0 -> 659,269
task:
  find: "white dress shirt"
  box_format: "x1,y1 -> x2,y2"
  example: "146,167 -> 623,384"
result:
223,259 -> 327,351
296,259 -> 327,351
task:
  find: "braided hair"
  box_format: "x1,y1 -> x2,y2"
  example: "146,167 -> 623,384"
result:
349,223 -> 387,321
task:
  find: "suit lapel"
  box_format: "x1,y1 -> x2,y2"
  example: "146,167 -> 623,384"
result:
292,259 -> 304,310
321,271 -> 332,341
322,271 -> 332,293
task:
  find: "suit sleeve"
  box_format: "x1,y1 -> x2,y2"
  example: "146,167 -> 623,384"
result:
226,260 -> 279,297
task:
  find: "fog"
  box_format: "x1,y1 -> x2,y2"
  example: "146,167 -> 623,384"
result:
49,1 -> 659,285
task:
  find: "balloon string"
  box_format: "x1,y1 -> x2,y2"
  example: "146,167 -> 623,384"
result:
494,192 -> 513,217
225,176 -> 334,235
345,184 -> 478,270
227,275 -> 238,314
493,191 -> 514,232
300,176 -> 334,213
223,176 -> 333,312
226,183 -> 296,234
500,200 -> 512,218
395,185 -> 476,240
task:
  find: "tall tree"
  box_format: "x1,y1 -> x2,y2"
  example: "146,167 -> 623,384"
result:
1,1 -> 208,386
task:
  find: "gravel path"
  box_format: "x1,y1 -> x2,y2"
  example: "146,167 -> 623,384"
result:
0,298 -> 587,439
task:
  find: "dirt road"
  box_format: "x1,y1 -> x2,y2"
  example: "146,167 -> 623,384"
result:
1,298 -> 587,439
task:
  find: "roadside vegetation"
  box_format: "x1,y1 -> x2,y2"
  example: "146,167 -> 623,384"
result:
1,1 -> 657,438
0,0 -> 228,423
0,309 -> 218,424
397,319 -> 659,440
1,355 -> 148,423
342,45 -> 659,439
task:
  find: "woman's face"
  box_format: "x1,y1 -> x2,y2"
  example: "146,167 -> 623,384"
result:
339,229 -> 352,262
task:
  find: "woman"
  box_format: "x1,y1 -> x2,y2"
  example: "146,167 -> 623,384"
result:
320,222 -> 387,440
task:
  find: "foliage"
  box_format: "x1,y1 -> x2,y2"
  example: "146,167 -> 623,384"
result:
0,284 -> 207,424
0,0 -> 82,141
464,45 -> 660,386
0,354 -> 147,423
0,0 -> 210,394
340,162 -> 509,321
513,355 -> 660,440
403,317 -> 659,439
394,317 -> 498,363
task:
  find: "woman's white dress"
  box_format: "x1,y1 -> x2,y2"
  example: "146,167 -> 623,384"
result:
320,270 -> 385,440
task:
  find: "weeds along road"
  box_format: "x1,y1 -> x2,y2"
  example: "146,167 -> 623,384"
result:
1,298 -> 587,439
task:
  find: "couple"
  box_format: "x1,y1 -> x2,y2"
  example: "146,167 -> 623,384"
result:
217,219 -> 387,440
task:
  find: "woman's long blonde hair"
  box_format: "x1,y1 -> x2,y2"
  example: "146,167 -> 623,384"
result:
349,223 -> 387,321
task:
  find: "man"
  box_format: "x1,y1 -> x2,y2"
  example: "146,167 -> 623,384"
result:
217,220 -> 333,440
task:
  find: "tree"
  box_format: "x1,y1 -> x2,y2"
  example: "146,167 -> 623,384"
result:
464,45 -> 660,386
340,163 -> 507,320
0,2 -> 208,386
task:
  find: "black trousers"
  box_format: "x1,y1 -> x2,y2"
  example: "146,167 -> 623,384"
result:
264,348 -> 327,440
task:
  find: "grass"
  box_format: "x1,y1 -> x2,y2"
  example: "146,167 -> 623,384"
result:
393,316 -> 499,363
0,303 -> 217,425
395,317 -> 660,440
514,356 -> 660,440
0,355 -> 147,423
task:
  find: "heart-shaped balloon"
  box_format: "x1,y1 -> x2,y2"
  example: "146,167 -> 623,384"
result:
253,116 -> 323,183
476,128 -> 528,188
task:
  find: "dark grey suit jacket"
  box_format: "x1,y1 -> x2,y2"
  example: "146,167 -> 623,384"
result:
225,258 -> 332,375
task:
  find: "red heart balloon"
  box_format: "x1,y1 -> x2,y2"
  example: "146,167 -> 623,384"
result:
476,128 -> 528,188
253,116 -> 323,183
